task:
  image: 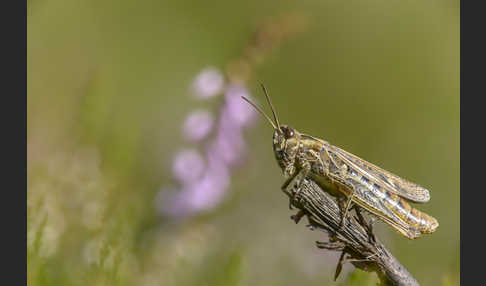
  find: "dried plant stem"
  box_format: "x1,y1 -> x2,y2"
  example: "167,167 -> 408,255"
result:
283,179 -> 419,286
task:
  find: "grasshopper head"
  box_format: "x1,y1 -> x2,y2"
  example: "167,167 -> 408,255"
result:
241,84 -> 300,173
273,125 -> 300,171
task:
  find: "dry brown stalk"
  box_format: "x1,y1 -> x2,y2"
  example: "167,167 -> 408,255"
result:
283,178 -> 420,286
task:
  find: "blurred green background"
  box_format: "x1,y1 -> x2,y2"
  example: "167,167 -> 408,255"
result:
27,0 -> 459,285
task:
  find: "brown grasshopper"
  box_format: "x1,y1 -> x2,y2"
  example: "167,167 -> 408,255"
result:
242,84 -> 438,239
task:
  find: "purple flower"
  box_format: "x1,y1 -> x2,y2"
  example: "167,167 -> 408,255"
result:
185,155 -> 230,212
172,149 -> 205,185
224,85 -> 257,127
158,69 -> 258,219
183,110 -> 214,142
159,154 -> 230,218
210,113 -> 247,167
191,67 -> 224,99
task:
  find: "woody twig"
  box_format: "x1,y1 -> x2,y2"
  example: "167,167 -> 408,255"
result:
283,178 -> 419,286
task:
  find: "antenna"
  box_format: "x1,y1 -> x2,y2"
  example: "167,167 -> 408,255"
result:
241,96 -> 277,130
260,83 -> 281,131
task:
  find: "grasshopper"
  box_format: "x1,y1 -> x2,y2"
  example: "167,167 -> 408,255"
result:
242,84 -> 438,239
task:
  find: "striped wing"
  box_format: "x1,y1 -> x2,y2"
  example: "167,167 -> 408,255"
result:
329,144 -> 430,203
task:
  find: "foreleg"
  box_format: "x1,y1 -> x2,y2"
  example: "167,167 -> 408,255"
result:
282,162 -> 311,208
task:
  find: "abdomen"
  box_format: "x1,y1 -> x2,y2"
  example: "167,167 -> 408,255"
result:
383,191 -> 439,234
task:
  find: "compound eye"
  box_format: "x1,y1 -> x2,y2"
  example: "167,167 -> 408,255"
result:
283,127 -> 294,139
